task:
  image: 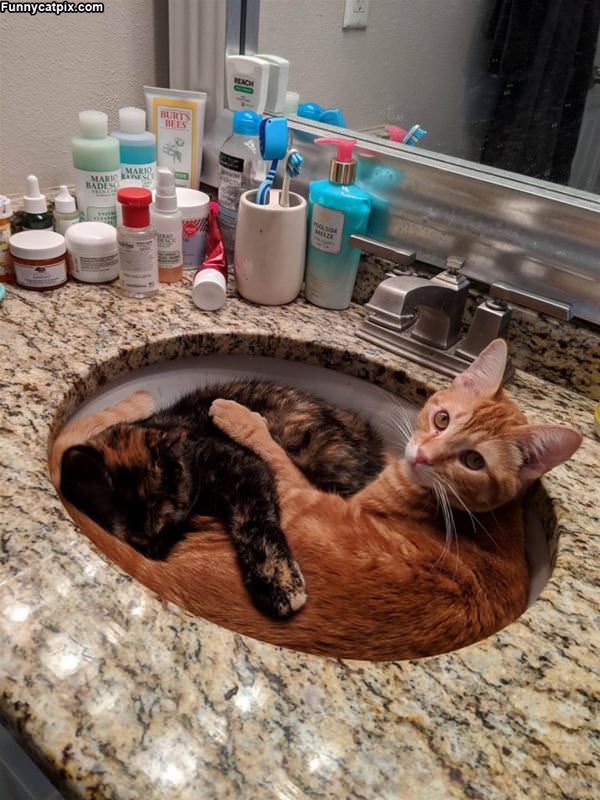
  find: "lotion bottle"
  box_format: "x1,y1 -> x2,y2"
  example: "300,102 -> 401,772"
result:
117,187 -> 158,298
72,111 -> 121,226
150,167 -> 183,283
304,138 -> 371,310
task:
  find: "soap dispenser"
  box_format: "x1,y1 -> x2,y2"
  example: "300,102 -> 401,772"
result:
304,137 -> 371,310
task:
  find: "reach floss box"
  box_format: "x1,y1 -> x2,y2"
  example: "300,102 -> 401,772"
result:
144,86 -> 207,188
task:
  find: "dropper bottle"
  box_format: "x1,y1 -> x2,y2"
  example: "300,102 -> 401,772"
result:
53,186 -> 79,234
22,175 -> 53,230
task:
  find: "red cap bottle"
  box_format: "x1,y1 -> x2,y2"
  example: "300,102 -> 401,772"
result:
117,187 -> 152,227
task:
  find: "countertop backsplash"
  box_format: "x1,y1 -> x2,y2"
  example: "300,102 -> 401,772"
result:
352,254 -> 600,400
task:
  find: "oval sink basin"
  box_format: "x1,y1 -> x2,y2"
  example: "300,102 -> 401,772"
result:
59,355 -> 552,658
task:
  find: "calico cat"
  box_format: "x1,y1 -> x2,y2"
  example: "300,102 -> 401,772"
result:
59,380 -> 386,618
51,340 -> 582,661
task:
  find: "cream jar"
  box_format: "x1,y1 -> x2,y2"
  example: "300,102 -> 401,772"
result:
65,222 -> 119,283
9,230 -> 67,291
176,187 -> 210,269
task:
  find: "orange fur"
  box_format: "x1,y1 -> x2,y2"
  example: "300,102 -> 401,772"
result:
49,344 -> 581,661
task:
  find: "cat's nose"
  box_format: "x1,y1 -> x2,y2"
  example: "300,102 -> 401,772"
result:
415,448 -> 430,465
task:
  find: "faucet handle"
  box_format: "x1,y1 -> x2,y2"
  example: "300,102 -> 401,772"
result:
445,255 -> 465,274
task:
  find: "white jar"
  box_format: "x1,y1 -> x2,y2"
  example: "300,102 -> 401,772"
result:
65,222 -> 119,283
176,187 -> 210,269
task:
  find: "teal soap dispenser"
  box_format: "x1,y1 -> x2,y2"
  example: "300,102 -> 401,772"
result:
304,137 -> 371,309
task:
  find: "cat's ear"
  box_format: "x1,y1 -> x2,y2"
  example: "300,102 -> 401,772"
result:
453,339 -> 507,397
515,425 -> 582,481
60,445 -> 116,530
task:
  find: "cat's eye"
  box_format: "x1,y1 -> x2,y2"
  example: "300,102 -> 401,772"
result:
460,450 -> 486,470
433,410 -> 450,430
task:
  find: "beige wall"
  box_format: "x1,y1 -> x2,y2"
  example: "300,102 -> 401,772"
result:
0,0 -> 169,194
259,0 -> 493,160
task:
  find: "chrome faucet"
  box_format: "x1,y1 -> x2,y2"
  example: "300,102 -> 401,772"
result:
350,235 -> 512,380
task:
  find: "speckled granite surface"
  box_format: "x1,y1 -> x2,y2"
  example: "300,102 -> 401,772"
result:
1,277 -> 599,800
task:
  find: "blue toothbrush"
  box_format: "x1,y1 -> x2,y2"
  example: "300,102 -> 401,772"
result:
257,117 -> 289,205
403,124 -> 427,146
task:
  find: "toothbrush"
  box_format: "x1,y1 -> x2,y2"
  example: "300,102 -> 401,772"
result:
279,149 -> 304,207
403,124 -> 427,146
257,159 -> 279,205
257,117 -> 289,205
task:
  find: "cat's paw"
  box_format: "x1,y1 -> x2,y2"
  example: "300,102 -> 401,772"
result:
126,390 -> 156,419
209,398 -> 268,442
248,557 -> 307,618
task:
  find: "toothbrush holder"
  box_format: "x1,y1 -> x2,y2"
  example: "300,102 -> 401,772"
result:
234,189 -> 307,305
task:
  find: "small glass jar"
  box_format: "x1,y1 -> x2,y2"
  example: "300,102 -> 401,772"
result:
65,222 -> 119,283
9,230 -> 67,291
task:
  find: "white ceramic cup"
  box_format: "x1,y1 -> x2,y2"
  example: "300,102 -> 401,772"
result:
234,189 -> 307,305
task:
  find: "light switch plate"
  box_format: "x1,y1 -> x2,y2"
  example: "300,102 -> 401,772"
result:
343,0 -> 369,30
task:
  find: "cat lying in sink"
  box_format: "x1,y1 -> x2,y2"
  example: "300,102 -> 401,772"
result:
50,340 -> 581,661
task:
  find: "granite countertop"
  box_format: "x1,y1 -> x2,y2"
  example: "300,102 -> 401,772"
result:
1,278 -> 598,800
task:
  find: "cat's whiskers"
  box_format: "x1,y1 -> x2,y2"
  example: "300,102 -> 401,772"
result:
435,473 -> 499,550
431,476 -> 458,573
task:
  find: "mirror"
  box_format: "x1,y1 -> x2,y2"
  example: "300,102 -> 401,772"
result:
257,0 -> 600,194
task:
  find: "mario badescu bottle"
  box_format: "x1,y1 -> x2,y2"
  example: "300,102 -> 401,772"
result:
150,167 -> 183,283
111,107 -> 157,189
304,138 -> 371,310
72,111 -> 121,226
117,187 -> 158,298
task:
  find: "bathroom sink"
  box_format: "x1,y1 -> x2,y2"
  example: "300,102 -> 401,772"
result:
70,354 -> 551,608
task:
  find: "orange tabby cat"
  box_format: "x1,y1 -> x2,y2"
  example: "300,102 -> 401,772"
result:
50,341 -> 581,660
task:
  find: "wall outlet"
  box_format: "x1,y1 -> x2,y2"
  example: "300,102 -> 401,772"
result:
343,0 -> 369,30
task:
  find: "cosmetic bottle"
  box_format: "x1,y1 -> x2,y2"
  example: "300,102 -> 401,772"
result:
112,107 -> 156,189
218,110 -> 263,259
22,176 -> 53,230
0,196 -> 14,283
72,111 -> 121,226
151,167 -> 183,283
53,185 -> 79,235
117,187 -> 158,298
304,138 -> 371,310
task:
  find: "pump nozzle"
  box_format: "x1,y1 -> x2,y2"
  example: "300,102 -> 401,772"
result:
154,167 -> 178,212
384,125 -> 408,143
24,175 -> 48,215
315,137 -> 359,185
315,137 -> 357,163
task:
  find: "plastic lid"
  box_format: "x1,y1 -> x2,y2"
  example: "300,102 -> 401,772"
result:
315,137 -> 357,163
319,108 -> 347,127
117,187 -> 152,227
297,102 -> 322,120
23,175 -> 47,214
154,167 -> 178,212
119,106 -> 146,134
0,195 -> 12,220
9,229 -> 65,259
175,187 -> 210,215
192,268 -> 226,311
79,110 -> 108,138
54,185 -> 76,214
65,222 -> 117,256
233,110 -> 262,136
